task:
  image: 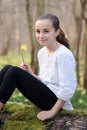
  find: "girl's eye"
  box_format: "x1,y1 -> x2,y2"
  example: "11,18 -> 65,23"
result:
35,29 -> 49,34
36,30 -> 40,34
44,30 -> 49,33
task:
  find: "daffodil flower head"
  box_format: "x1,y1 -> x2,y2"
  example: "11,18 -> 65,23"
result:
21,43 -> 28,63
21,44 -> 28,51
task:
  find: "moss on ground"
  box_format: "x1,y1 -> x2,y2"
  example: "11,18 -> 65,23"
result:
0,102 -> 45,130
0,102 -> 87,130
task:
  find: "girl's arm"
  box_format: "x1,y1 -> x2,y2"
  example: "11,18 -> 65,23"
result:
37,99 -> 65,121
51,99 -> 65,115
20,63 -> 40,80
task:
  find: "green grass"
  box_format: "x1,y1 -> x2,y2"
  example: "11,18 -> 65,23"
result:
71,87 -> 87,109
0,51 -> 86,109
0,51 -> 31,68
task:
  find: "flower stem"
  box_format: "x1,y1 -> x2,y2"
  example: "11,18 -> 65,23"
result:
22,51 -> 24,63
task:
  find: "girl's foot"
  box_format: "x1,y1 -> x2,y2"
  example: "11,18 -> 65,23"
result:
0,102 -> 5,110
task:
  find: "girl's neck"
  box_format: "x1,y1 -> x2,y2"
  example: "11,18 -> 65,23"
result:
46,42 -> 61,55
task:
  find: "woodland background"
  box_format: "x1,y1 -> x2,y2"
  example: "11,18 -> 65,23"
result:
0,0 -> 87,88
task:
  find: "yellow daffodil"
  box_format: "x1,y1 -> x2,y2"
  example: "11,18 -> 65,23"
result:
21,43 -> 28,63
21,44 -> 28,51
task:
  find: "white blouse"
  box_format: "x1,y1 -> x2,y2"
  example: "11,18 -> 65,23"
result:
38,45 -> 77,110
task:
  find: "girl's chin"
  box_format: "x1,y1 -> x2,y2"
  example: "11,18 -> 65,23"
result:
39,42 -> 46,46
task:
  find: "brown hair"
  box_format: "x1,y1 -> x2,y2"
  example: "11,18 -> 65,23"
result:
37,13 -> 70,49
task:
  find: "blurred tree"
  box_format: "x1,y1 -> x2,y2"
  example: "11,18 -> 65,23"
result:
80,0 -> 87,88
75,7 -> 83,85
82,0 -> 87,88
25,0 -> 46,74
84,41 -> 87,88
75,0 -> 84,85
0,1 -> 13,55
75,0 -> 87,88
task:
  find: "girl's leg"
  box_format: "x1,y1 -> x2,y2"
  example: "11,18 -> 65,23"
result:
0,66 -> 58,110
0,65 -> 12,109
0,65 -> 12,84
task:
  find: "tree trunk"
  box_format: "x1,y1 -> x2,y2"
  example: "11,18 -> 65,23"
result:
25,0 -> 37,73
83,22 -> 87,88
84,44 -> 87,88
82,0 -> 87,88
76,18 -> 83,85
25,0 -> 46,74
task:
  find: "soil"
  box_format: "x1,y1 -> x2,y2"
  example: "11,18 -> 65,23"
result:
0,111 -> 87,130
0,111 -> 10,125
45,115 -> 87,130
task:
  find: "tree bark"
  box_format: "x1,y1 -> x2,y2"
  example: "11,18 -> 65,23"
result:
25,0 -> 46,74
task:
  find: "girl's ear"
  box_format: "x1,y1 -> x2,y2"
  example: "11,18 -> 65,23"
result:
55,29 -> 60,37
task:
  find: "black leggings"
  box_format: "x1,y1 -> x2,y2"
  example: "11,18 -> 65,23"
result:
0,65 -> 58,110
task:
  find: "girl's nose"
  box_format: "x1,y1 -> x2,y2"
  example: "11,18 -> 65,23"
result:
39,32 -> 44,37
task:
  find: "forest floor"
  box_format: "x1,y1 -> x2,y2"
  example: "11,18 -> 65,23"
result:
45,115 -> 87,130
0,111 -> 87,130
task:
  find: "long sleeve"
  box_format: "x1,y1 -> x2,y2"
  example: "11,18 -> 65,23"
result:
57,53 -> 77,101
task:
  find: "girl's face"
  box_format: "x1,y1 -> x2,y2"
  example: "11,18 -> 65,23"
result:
35,19 -> 59,47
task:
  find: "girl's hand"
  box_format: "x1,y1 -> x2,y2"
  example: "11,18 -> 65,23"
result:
20,63 -> 40,79
37,99 -> 65,121
20,63 -> 33,74
37,110 -> 56,121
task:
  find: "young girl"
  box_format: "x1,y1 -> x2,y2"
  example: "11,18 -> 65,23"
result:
0,14 -> 77,121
